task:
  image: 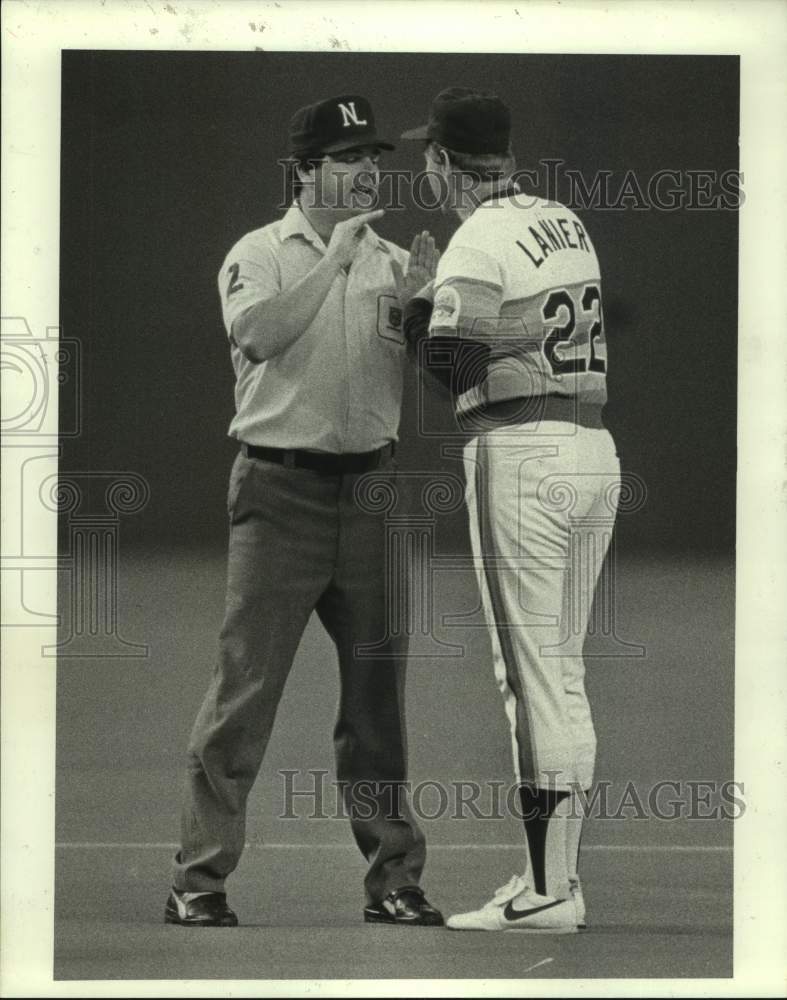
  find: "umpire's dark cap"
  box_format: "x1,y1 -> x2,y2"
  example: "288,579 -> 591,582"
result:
289,94 -> 394,156
401,87 -> 511,155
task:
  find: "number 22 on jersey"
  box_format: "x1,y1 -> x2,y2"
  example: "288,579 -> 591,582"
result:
541,283 -> 607,376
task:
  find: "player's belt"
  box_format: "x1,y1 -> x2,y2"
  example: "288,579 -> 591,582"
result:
461,394 -> 605,432
243,442 -> 394,475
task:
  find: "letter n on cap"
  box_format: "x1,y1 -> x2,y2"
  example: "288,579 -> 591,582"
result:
338,101 -> 367,127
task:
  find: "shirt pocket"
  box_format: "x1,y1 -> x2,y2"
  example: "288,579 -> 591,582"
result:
376,293 -> 405,345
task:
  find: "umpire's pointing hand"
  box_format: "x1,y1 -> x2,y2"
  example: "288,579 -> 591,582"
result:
326,210 -> 386,269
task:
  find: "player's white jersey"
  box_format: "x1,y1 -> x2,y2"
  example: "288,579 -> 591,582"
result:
428,193 -> 608,415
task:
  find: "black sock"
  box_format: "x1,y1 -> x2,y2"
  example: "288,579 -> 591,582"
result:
518,786 -> 569,896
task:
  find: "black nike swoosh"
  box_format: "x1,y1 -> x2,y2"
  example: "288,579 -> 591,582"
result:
503,898 -> 565,921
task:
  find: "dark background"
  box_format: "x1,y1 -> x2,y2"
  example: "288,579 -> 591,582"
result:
55,53 -> 737,976
60,51 -> 739,553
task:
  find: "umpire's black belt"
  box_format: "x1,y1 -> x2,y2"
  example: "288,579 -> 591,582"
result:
243,442 -> 394,475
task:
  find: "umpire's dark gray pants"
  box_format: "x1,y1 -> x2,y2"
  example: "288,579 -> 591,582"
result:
172,451 -> 425,902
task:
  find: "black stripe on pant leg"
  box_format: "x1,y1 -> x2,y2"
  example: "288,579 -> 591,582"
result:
475,436 -> 538,785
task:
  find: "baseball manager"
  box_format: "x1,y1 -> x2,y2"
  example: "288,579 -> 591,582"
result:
402,87 -> 621,933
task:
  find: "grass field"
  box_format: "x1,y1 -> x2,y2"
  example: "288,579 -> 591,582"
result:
55,547 -> 734,981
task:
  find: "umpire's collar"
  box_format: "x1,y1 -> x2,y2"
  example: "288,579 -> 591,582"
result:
281,202 -> 388,254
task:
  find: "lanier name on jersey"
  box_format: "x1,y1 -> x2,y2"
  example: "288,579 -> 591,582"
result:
516,216 -> 592,270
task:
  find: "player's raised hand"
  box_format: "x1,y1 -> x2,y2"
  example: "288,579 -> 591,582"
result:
391,231 -> 441,306
325,209 -> 386,268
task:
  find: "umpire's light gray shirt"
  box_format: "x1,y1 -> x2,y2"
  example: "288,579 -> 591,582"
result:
218,204 -> 409,453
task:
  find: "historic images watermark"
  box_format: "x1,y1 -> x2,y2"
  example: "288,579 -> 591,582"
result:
276,158 -> 745,213
1,317 -> 149,657
352,466 -> 648,661
278,769 -> 746,823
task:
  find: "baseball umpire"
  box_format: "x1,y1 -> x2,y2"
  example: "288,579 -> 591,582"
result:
401,88 -> 621,932
165,94 -> 442,928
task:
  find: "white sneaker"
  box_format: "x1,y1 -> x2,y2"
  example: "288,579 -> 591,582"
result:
568,874 -> 587,929
446,875 -> 578,933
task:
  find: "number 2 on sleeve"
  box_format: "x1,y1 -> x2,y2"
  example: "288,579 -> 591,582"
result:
226,263 -> 245,297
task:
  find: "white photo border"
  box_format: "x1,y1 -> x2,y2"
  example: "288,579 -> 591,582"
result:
2,0 -> 786,996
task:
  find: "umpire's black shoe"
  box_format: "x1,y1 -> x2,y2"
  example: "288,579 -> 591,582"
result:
364,886 -> 444,926
164,888 -> 238,927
